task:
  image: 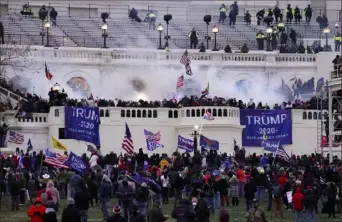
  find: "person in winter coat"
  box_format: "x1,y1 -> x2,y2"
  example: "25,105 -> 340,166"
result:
244,177 -> 256,212
27,197 -> 47,222
255,169 -> 267,204
203,177 -> 215,213
324,182 -> 337,218
135,182 -> 149,216
46,180 -> 60,207
172,198 -> 195,222
10,174 -> 22,211
147,200 -> 168,222
272,181 -> 284,218
130,205 -> 146,222
99,175 -> 113,220
236,166 -> 245,197
43,202 -> 57,222
118,179 -> 134,221
229,175 -> 239,206
219,208 -> 229,222
107,205 -> 126,222
61,198 -> 81,222
292,187 -> 304,222
303,186 -> 318,221
217,174 -> 229,207
195,192 -> 210,222
74,182 -> 90,222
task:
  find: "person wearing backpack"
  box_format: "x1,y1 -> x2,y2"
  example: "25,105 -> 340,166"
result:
272,181 -> 284,218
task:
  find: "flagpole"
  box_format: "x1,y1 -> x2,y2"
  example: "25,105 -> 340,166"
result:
198,117 -> 205,136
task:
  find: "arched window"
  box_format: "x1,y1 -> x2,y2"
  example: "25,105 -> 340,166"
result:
174,110 -> 178,118
196,109 -> 200,117
308,112 -> 312,120
191,109 -> 195,117
186,110 -> 190,117
121,110 -> 125,117
137,110 -> 141,118
142,110 -> 147,118
303,112 -> 307,120
39,117 -> 42,122
131,110 -> 136,118
223,109 -> 228,117
168,110 -> 173,118
43,117 -> 47,122
35,117 -> 38,122
105,110 -> 110,117
153,110 -> 157,118
148,110 -> 152,118
213,109 -> 217,116
313,112 -> 317,120
218,109 -> 222,117
100,109 -> 104,117
126,110 -> 131,118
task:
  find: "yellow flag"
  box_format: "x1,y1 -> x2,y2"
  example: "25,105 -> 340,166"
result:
52,136 -> 67,151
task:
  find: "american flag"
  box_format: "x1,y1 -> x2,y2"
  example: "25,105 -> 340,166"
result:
275,145 -> 290,161
176,75 -> 184,89
180,49 -> 190,65
122,122 -> 134,155
7,131 -> 24,144
203,110 -> 214,120
44,149 -> 68,168
45,62 -> 53,80
180,50 -> 193,76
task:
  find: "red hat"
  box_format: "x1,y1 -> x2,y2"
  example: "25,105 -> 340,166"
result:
113,205 -> 121,214
34,197 -> 42,203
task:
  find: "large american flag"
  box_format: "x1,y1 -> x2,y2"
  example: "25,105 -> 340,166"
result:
7,131 -> 24,144
44,149 -> 68,168
122,122 -> 134,155
176,75 -> 184,89
275,145 -> 290,161
180,49 -> 191,65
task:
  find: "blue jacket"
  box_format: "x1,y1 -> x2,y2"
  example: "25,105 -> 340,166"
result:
99,181 -> 112,200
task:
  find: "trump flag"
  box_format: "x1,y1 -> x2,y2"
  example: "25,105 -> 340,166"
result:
64,106 -> 101,146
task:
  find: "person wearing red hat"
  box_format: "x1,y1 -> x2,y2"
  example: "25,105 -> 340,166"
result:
27,197 -> 47,222
107,205 -> 125,222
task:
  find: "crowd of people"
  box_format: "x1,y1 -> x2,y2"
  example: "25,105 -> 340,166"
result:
0,146 -> 341,222
0,78 -> 323,116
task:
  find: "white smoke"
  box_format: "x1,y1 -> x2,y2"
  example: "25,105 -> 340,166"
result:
10,55 -> 286,106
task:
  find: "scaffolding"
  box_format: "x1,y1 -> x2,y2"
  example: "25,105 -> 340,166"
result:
327,68 -> 342,162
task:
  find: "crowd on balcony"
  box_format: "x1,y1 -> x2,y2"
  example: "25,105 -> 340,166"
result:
0,78 -> 324,115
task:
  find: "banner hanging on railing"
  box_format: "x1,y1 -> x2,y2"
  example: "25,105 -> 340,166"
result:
64,106 -> 101,146
240,109 -> 292,147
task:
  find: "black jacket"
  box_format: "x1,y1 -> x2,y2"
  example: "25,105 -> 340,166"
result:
75,191 -> 89,210
195,198 -> 210,222
135,187 -> 149,202
130,213 -> 146,222
10,180 -> 22,195
43,208 -> 57,222
107,214 -> 126,222
304,190 -> 318,210
172,200 -> 195,222
61,205 -> 81,222
255,173 -> 267,187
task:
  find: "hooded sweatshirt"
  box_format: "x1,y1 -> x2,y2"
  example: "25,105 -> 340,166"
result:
46,180 -> 60,204
292,187 -> 304,211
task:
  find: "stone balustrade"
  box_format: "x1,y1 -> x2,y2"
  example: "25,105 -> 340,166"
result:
5,45 -> 317,67
0,107 -> 324,127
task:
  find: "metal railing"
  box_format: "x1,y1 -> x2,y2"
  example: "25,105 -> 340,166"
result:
3,33 -> 258,49
1,1 -> 342,23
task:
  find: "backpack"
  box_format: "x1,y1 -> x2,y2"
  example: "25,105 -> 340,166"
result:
273,185 -> 281,199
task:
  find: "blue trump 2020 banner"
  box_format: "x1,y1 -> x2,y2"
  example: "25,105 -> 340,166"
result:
64,152 -> 88,173
64,106 -> 101,146
240,109 -> 292,147
177,135 -> 194,152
